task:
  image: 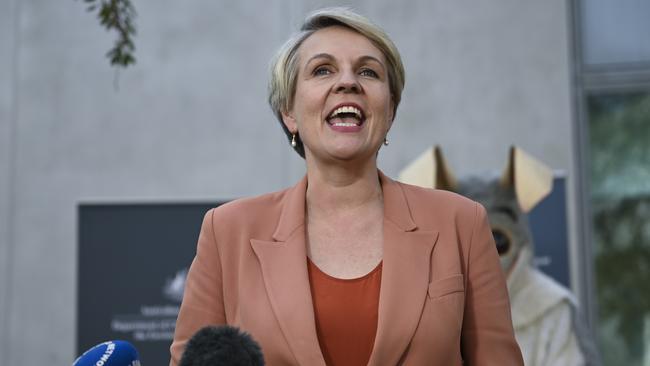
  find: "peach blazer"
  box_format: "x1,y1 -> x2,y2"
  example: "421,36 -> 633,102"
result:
170,171 -> 523,366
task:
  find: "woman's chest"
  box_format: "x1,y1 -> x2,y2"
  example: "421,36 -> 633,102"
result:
306,221 -> 383,279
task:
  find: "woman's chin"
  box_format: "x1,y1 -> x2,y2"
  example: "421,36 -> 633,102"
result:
323,144 -> 378,163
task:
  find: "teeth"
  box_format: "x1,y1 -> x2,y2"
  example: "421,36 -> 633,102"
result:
332,122 -> 358,127
329,105 -> 362,119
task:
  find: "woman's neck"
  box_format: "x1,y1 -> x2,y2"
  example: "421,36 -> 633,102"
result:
304,157 -> 382,215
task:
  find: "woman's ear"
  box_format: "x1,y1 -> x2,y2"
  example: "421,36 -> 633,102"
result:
281,110 -> 297,133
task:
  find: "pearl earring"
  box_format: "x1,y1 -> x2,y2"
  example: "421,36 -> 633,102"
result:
291,134 -> 297,147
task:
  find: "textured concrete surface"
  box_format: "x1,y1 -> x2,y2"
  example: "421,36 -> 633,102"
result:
0,0 -> 576,363
0,0 -> 17,362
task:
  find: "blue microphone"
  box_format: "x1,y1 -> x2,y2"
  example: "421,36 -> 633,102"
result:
73,340 -> 141,366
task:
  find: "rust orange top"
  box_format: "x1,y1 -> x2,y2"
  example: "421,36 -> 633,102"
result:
307,258 -> 382,366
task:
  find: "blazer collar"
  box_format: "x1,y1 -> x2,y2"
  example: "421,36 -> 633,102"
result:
379,170 -> 418,232
272,174 -> 308,241
252,170 -> 438,365
253,174 -> 324,365
272,170 -> 417,241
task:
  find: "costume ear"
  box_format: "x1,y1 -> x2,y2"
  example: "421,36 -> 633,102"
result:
500,146 -> 553,212
398,145 -> 458,191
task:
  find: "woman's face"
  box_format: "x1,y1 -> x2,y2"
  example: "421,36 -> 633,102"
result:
282,26 -> 394,164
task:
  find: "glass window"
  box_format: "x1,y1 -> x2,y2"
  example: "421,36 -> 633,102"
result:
588,92 -> 650,365
581,0 -> 650,66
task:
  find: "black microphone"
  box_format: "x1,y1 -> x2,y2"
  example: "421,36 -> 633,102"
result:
73,340 -> 141,366
179,325 -> 264,366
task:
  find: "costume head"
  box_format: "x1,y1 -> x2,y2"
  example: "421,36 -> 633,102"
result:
398,146 -> 553,274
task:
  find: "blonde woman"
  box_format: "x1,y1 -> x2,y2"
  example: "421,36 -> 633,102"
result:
170,8 -> 523,366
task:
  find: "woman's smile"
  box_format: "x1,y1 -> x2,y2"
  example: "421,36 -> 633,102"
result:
326,103 -> 366,132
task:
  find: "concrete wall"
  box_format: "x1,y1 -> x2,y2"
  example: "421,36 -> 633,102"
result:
0,0 -> 576,363
1,0 -> 17,363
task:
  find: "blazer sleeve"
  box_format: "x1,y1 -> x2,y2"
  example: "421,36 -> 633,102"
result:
169,209 -> 226,366
461,203 -> 524,365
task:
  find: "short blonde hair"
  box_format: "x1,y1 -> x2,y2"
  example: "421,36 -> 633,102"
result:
268,7 -> 406,158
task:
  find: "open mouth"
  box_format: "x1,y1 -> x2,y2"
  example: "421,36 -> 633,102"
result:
326,104 -> 366,127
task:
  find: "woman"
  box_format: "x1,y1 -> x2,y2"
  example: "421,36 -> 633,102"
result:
170,7 -> 523,366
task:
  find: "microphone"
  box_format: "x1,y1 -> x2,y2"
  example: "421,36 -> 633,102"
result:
179,325 -> 264,366
73,340 -> 141,366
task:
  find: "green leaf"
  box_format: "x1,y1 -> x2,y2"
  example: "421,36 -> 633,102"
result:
82,0 -> 137,69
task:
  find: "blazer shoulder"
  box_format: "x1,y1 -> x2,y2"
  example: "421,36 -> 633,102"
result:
398,181 -> 480,217
208,187 -> 291,230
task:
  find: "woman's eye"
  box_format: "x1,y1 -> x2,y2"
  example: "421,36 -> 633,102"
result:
359,68 -> 379,78
313,67 -> 332,76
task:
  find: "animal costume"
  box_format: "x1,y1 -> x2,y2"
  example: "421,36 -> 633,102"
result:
399,146 -> 601,366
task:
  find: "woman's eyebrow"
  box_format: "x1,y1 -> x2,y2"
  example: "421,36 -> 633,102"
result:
357,55 -> 385,68
304,53 -> 335,70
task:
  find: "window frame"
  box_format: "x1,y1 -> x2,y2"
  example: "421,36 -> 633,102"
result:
571,0 -> 650,338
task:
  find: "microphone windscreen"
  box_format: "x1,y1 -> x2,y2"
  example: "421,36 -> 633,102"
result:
73,340 -> 141,366
179,325 -> 264,366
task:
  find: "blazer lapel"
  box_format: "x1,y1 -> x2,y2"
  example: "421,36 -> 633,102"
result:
250,176 -> 327,366
368,172 -> 439,366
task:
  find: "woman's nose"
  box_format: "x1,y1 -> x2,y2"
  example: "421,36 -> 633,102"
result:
334,70 -> 361,93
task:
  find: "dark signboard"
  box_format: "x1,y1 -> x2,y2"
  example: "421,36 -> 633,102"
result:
77,202 -> 220,365
529,176 -> 570,288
